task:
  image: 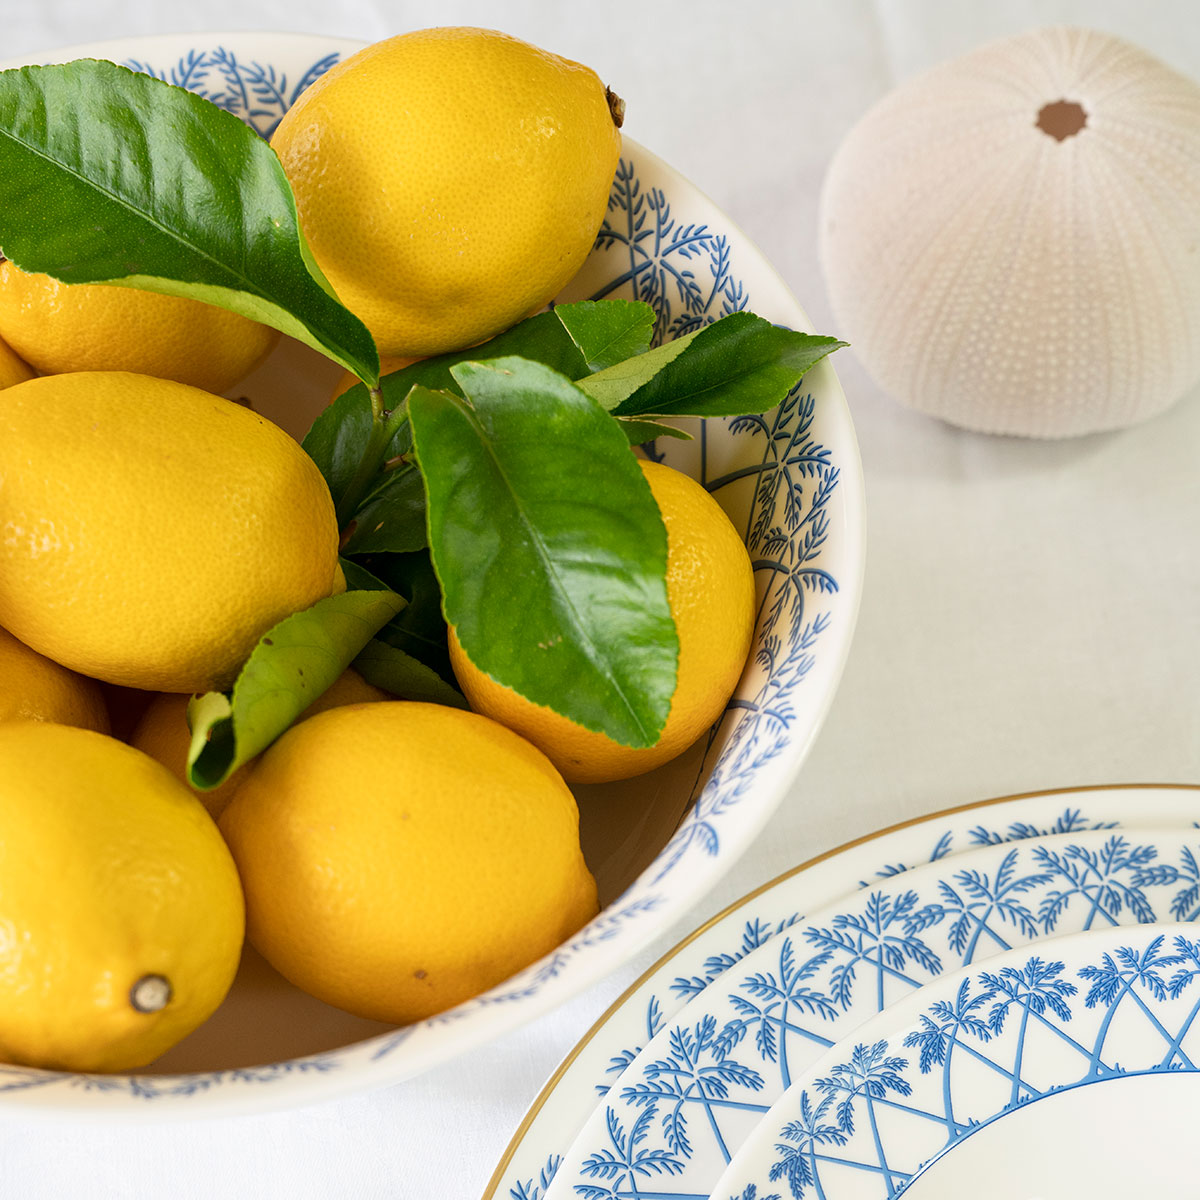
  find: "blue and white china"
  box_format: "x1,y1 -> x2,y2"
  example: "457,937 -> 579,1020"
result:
487,786 -> 1200,1200
714,920 -> 1200,1199
0,33 -> 863,1114
542,826 -> 1200,1199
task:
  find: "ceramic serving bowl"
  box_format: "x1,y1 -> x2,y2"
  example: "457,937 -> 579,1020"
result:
0,32 -> 864,1117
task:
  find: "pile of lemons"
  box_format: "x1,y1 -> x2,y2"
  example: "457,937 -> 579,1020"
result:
0,28 -> 755,1073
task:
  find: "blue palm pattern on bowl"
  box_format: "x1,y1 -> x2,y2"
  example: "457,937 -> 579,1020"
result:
725,928 -> 1200,1198
121,47 -> 340,137
546,828 -> 1200,1200
591,158 -> 748,341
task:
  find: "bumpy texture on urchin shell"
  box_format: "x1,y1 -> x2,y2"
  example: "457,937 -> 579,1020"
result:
820,26 -> 1200,437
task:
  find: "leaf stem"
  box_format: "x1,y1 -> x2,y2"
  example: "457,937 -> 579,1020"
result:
334,394 -> 412,530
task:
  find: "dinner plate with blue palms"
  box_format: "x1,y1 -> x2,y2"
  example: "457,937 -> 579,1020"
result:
488,786 -> 1200,1200
713,920 -> 1200,1199
538,821 -> 1200,1200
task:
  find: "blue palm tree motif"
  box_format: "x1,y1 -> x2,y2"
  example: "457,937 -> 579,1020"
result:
768,1090 -> 847,1200
719,939 -> 838,1088
591,160 -> 745,341
725,394 -> 837,623
1160,935 -> 1200,1067
1128,844 -> 1200,922
1034,835 -> 1158,932
1079,935 -> 1189,1075
618,1015 -> 766,1164
865,832 -> 955,887
982,957 -> 1077,1107
575,1104 -> 685,1199
509,1154 -> 561,1200
124,48 -> 339,137
599,994 -> 667,1097
813,1041 -> 912,1196
919,848 -> 1050,963
966,808 -> 1116,847
901,977 -> 998,1136
729,1185 -> 782,1200
648,382 -> 839,887
726,614 -> 830,751
804,890 -> 942,1012
671,915 -> 802,1000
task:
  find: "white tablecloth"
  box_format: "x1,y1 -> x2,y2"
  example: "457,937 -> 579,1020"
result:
5,2 -> 1200,1196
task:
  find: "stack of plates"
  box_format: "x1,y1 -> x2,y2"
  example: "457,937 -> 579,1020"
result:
485,784 -> 1200,1199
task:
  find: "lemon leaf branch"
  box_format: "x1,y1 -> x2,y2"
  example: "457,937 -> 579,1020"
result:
303,302 -> 625,541
579,312 -> 847,418
554,298 -> 655,370
334,404 -> 410,532
408,359 -> 677,748
0,60 -> 380,386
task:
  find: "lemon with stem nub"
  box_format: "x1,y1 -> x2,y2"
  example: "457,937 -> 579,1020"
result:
220,701 -> 597,1023
0,723 -> 244,1072
271,27 -> 623,358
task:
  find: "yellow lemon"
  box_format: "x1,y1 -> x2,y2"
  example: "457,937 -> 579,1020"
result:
0,624 -> 109,733
451,459 -> 757,783
330,561 -> 348,596
0,722 -> 244,1072
0,260 -> 279,394
0,372 -> 339,693
0,331 -> 34,389
271,27 -> 622,358
131,668 -> 391,820
219,701 -> 597,1023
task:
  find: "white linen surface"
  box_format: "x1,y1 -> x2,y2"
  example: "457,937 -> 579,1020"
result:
4,2 -> 1200,1196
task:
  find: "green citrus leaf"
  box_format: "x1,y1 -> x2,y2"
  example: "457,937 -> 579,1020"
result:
338,557 -> 392,592
0,60 -> 379,384
616,417 -> 693,444
553,299 -> 656,371
352,639 -> 467,708
374,309 -> 591,412
351,551 -> 456,686
304,307 -> 599,534
339,464 -> 426,555
303,388 -> 389,510
186,589 -> 404,789
576,329 -> 695,411
580,312 -> 847,418
408,358 -> 677,748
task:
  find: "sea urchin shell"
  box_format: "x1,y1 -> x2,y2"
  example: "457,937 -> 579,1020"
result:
819,26 -> 1200,437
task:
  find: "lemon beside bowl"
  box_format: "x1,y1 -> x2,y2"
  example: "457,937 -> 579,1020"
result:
0,31 -> 864,1116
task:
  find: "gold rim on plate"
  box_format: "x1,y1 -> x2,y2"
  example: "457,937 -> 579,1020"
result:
481,780 -> 1200,1199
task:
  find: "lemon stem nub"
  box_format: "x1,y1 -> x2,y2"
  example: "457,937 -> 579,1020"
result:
130,974 -> 172,1014
605,87 -> 625,129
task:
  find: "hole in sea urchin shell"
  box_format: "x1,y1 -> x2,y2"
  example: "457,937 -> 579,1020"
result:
129,973 -> 172,1013
1036,99 -> 1088,141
